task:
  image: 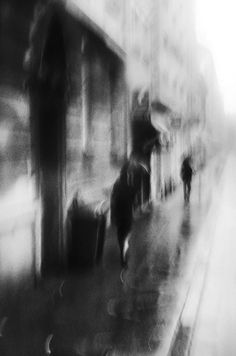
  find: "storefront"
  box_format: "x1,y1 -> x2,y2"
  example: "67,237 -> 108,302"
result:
25,1 -> 129,274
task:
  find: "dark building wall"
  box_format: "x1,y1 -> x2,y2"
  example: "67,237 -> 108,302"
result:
0,0 -> 35,89
64,18 -> 128,206
0,0 -> 129,277
0,0 -> 35,185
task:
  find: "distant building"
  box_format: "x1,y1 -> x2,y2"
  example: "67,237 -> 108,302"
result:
149,0 -> 207,200
197,46 -> 225,156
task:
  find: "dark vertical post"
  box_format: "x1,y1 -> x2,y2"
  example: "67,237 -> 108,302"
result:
27,4 -> 67,276
40,13 -> 66,275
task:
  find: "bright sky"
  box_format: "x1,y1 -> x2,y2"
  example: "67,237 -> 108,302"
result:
195,0 -> 236,113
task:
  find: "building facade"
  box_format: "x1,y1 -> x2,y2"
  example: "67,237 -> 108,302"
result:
149,0 -> 208,201
64,0 -> 155,206
197,46 -> 225,158
0,0 -> 157,276
0,0 -> 224,278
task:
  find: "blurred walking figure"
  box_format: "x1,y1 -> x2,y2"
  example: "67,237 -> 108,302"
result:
111,162 -> 135,268
181,155 -> 193,203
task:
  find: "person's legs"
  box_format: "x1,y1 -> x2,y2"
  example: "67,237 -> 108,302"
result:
183,182 -> 187,201
187,181 -> 191,201
123,232 -> 131,265
117,226 -> 128,267
117,223 -> 131,267
117,228 -> 125,266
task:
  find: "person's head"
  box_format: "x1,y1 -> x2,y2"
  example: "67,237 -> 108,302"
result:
186,155 -> 193,167
182,153 -> 187,161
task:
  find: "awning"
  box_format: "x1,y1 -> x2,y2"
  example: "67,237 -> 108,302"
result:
151,111 -> 170,134
131,115 -> 161,154
150,111 -> 172,147
183,116 -> 201,130
151,100 -> 170,113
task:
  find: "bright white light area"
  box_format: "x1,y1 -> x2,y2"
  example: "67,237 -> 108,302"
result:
196,0 -> 236,113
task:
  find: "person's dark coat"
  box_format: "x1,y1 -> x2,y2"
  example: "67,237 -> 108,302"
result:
111,162 -> 136,266
181,157 -> 193,183
111,163 -> 135,235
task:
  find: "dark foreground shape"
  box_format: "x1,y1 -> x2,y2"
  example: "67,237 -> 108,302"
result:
67,198 -> 107,270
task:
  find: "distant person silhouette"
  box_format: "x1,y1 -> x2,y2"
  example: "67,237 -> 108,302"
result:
181,155 -> 193,203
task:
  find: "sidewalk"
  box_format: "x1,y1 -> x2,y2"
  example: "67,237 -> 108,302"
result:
189,153 -> 236,356
0,162 -> 216,356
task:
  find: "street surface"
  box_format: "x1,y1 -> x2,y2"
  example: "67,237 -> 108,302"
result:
190,153 -> 236,356
0,156 -> 222,356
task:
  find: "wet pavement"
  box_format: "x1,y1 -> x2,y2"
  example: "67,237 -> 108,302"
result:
0,162 -> 218,356
190,153 -> 236,356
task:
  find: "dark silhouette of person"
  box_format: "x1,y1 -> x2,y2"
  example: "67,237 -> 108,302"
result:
111,162 -> 135,267
181,155 -> 193,202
